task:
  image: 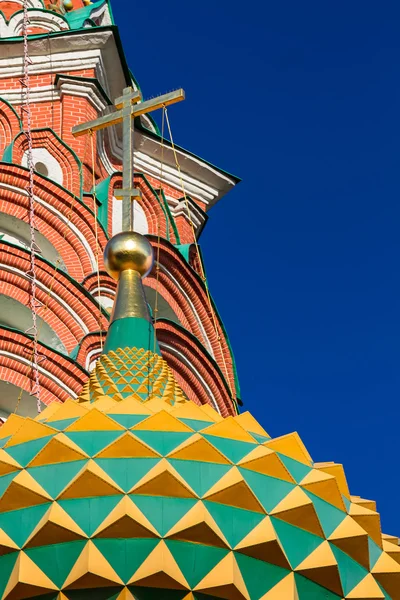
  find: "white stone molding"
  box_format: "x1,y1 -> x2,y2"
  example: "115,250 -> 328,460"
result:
22,147 -> 64,185
0,10 -> 68,38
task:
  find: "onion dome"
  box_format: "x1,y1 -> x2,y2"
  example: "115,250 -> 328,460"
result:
0,233 -> 398,600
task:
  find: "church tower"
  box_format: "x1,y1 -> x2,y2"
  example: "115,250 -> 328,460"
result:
0,0 -> 240,419
0,1 -> 399,599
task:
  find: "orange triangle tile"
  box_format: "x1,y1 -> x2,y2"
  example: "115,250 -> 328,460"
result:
235,516 -> 290,569
4,419 -> 58,448
65,409 -> 124,432
46,399 -> 89,422
349,503 -> 382,547
295,541 -> 343,595
128,540 -> 189,589
234,412 -> 270,437
203,467 -> 264,513
194,553 -> 250,600
93,496 -> 160,538
0,414 -> 25,441
132,411 -> 194,433
270,487 -> 324,537
200,417 -> 257,443
0,449 -> 22,476
130,459 -> 197,499
300,469 -> 346,511
3,551 -> 58,598
238,446 -> 295,483
24,503 -> 88,548
167,434 -> 231,464
63,540 -> 124,588
28,433 -> 88,467
0,529 -> 19,556
58,460 -> 123,500
165,501 -> 229,548
0,471 -> 52,512
264,433 -> 312,465
95,432 -> 160,459
328,516 -> 370,570
314,462 -> 350,500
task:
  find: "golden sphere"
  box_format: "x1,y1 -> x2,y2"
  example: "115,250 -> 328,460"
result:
104,232 -> 154,280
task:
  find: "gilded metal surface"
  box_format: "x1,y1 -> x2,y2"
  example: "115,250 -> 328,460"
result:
110,269 -> 151,323
104,232 -> 154,280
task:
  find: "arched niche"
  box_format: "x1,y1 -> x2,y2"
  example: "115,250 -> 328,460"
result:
0,295 -> 67,355
0,211 -> 67,271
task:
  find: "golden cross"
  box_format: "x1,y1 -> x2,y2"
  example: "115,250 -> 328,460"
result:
72,87 -> 185,231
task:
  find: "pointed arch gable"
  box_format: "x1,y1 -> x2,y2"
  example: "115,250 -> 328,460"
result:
11,128 -> 82,197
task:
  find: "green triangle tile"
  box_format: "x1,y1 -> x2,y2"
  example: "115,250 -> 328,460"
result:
271,517 -> 324,569
64,431 -> 123,456
180,418 -> 214,432
0,504 -> 51,546
107,414 -> 147,428
95,458 -> 160,492
0,552 -> 18,599
368,537 -> 383,569
235,552 -> 290,598
132,495 -> 197,536
131,431 -> 192,455
93,538 -> 158,583
58,496 -> 121,536
0,436 -> 11,449
5,436 -> 54,467
238,468 -> 295,512
204,501 -> 265,547
25,540 -> 86,587
303,490 -> 346,537
294,573 -> 342,599
166,539 -> 227,588
168,459 -> 231,496
27,460 -> 87,497
45,418 -> 78,431
0,472 -> 18,497
252,433 -> 271,443
203,435 -> 257,463
330,544 -> 369,596
342,496 -> 351,511
278,454 -> 312,482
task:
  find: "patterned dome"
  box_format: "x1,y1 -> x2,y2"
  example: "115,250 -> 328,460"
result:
0,346 -> 399,600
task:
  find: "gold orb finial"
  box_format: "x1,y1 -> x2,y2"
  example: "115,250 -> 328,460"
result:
104,232 -> 154,280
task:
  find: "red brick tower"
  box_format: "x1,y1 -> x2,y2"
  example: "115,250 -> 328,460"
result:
0,0 -> 241,419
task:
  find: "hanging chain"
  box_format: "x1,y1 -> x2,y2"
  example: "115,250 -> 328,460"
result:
21,0 -> 42,413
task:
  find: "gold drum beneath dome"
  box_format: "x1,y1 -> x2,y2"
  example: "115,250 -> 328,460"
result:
104,231 -> 154,280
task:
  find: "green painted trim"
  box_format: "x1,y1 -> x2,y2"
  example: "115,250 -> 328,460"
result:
54,73 -> 112,106
175,243 -> 191,262
0,325 -> 89,376
0,95 -> 22,129
92,175 -> 112,232
104,316 -> 160,355
63,0 -> 112,29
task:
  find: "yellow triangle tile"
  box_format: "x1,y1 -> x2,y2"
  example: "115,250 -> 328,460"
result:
0,449 -> 22,476
90,397 -> 118,412
264,433 -> 312,465
63,540 -> 124,588
46,399 -> 89,423
194,552 -> 250,600
383,539 -> 400,565
35,402 -> 61,422
105,397 -> 152,416
329,515 -> 370,569
234,516 -> 290,569
116,589 -> 136,600
382,534 -> 398,546
259,572 -> 299,599
65,409 -> 124,432
349,503 -> 382,546
27,433 -> 88,467
233,412 -> 270,437
93,496 -> 160,538
132,411 -> 194,433
167,434 -> 231,464
346,573 -> 385,599
58,459 -> 123,500
295,540 -> 343,595
170,402 -> 215,422
165,501 -> 229,548
203,466 -> 264,513
0,528 -> 19,555
314,462 -> 350,500
24,503 -> 88,548
300,469 -> 346,511
130,459 -> 197,499
270,486 -> 324,537
371,552 -> 400,598
0,415 -> 25,441
200,417 -> 257,443
95,432 -> 161,459
199,403 -> 223,422
2,551 -> 58,598
238,446 -> 295,483
351,495 -> 377,512
0,470 -> 52,512
4,419 -> 58,448
144,398 -> 175,414
128,540 -> 189,589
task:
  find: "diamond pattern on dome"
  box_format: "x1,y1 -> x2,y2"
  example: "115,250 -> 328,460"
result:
0,348 -> 397,599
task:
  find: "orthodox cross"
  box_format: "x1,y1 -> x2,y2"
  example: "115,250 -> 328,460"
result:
72,87 -> 185,231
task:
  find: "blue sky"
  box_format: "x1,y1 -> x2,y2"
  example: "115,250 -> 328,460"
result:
113,1 -> 400,534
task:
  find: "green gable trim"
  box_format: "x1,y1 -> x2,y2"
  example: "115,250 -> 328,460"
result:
0,95 -> 22,130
